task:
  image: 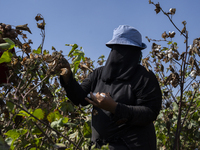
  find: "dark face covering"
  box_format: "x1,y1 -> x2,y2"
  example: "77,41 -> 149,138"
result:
101,45 -> 142,83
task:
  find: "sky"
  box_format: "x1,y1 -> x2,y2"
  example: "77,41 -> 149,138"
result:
1,0 -> 200,65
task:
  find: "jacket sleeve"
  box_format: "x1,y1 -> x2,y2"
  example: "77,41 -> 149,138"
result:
112,70 -> 162,126
59,69 -> 100,106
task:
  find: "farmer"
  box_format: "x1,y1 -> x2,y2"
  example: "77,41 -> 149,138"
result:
59,25 -> 162,150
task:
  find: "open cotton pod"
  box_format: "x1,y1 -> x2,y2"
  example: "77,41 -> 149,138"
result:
87,93 -> 106,98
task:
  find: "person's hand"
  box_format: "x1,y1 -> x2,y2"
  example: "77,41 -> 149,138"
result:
57,56 -> 71,71
85,92 -> 117,114
57,56 -> 72,84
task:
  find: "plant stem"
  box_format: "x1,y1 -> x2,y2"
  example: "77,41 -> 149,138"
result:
7,99 -> 81,149
181,90 -> 197,128
173,31 -> 189,150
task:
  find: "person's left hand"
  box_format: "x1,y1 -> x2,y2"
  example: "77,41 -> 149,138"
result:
85,92 -> 117,114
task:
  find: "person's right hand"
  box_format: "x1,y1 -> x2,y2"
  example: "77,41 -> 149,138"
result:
57,56 -> 72,83
58,56 -> 71,71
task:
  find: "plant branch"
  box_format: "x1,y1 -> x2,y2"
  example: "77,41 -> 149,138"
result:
173,30 -> 189,150
180,90 -> 197,129
7,99 -> 81,149
151,2 -> 187,38
23,74 -> 48,99
35,122 -> 55,144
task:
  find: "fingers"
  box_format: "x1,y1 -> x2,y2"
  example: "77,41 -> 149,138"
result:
105,92 -> 111,98
59,57 -> 70,69
85,97 -> 97,106
90,92 -> 98,101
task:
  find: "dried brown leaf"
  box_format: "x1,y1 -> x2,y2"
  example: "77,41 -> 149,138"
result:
35,15 -> 43,21
155,3 -> 161,14
16,24 -> 32,34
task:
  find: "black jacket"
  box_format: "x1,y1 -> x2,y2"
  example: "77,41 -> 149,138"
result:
60,65 -> 162,150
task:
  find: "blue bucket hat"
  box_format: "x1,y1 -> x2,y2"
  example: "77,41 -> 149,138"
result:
106,25 -> 147,50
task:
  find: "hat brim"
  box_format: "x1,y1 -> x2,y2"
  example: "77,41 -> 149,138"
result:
106,38 -> 147,50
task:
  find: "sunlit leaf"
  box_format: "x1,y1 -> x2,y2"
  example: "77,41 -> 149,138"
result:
83,121 -> 92,138
54,110 -> 62,121
64,122 -> 77,128
5,137 -> 12,147
52,46 -> 56,50
43,50 -> 49,55
47,110 -> 62,123
0,50 -> 13,64
32,108 -> 45,120
51,118 -> 63,128
33,45 -> 41,54
4,129 -> 20,148
167,41 -> 172,45
0,38 -> 15,50
53,143 -> 67,149
17,110 -> 30,117
69,131 -> 78,139
62,117 -> 69,124
68,44 -> 78,56
47,112 -> 55,123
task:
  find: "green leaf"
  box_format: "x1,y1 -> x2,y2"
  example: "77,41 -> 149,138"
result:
64,122 -> 77,128
0,43 -> 11,50
98,55 -> 105,59
167,41 -> 172,45
66,103 -> 74,112
60,101 -> 74,113
5,137 -> 12,147
72,62 -> 79,76
43,50 -> 49,55
68,44 -> 78,56
6,101 -> 14,112
32,108 -> 45,120
51,118 -> 63,128
53,143 -> 67,149
69,131 -> 78,139
0,50 -> 13,64
72,54 -> 82,64
5,129 -> 27,148
62,117 -> 69,124
0,135 -> 10,150
47,112 -> 55,123
31,126 -> 42,135
47,110 -> 62,123
54,110 -> 62,121
33,45 -> 41,54
0,38 -> 15,50
18,110 -> 30,117
30,148 -> 37,150
83,121 -> 92,138
4,129 -> 20,140
52,46 -> 56,50
4,38 -> 15,50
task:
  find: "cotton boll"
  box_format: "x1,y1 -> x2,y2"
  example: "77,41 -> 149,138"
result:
168,49 -> 173,53
168,53 -> 173,59
169,8 -> 176,15
192,82 -> 199,89
190,70 -> 196,78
